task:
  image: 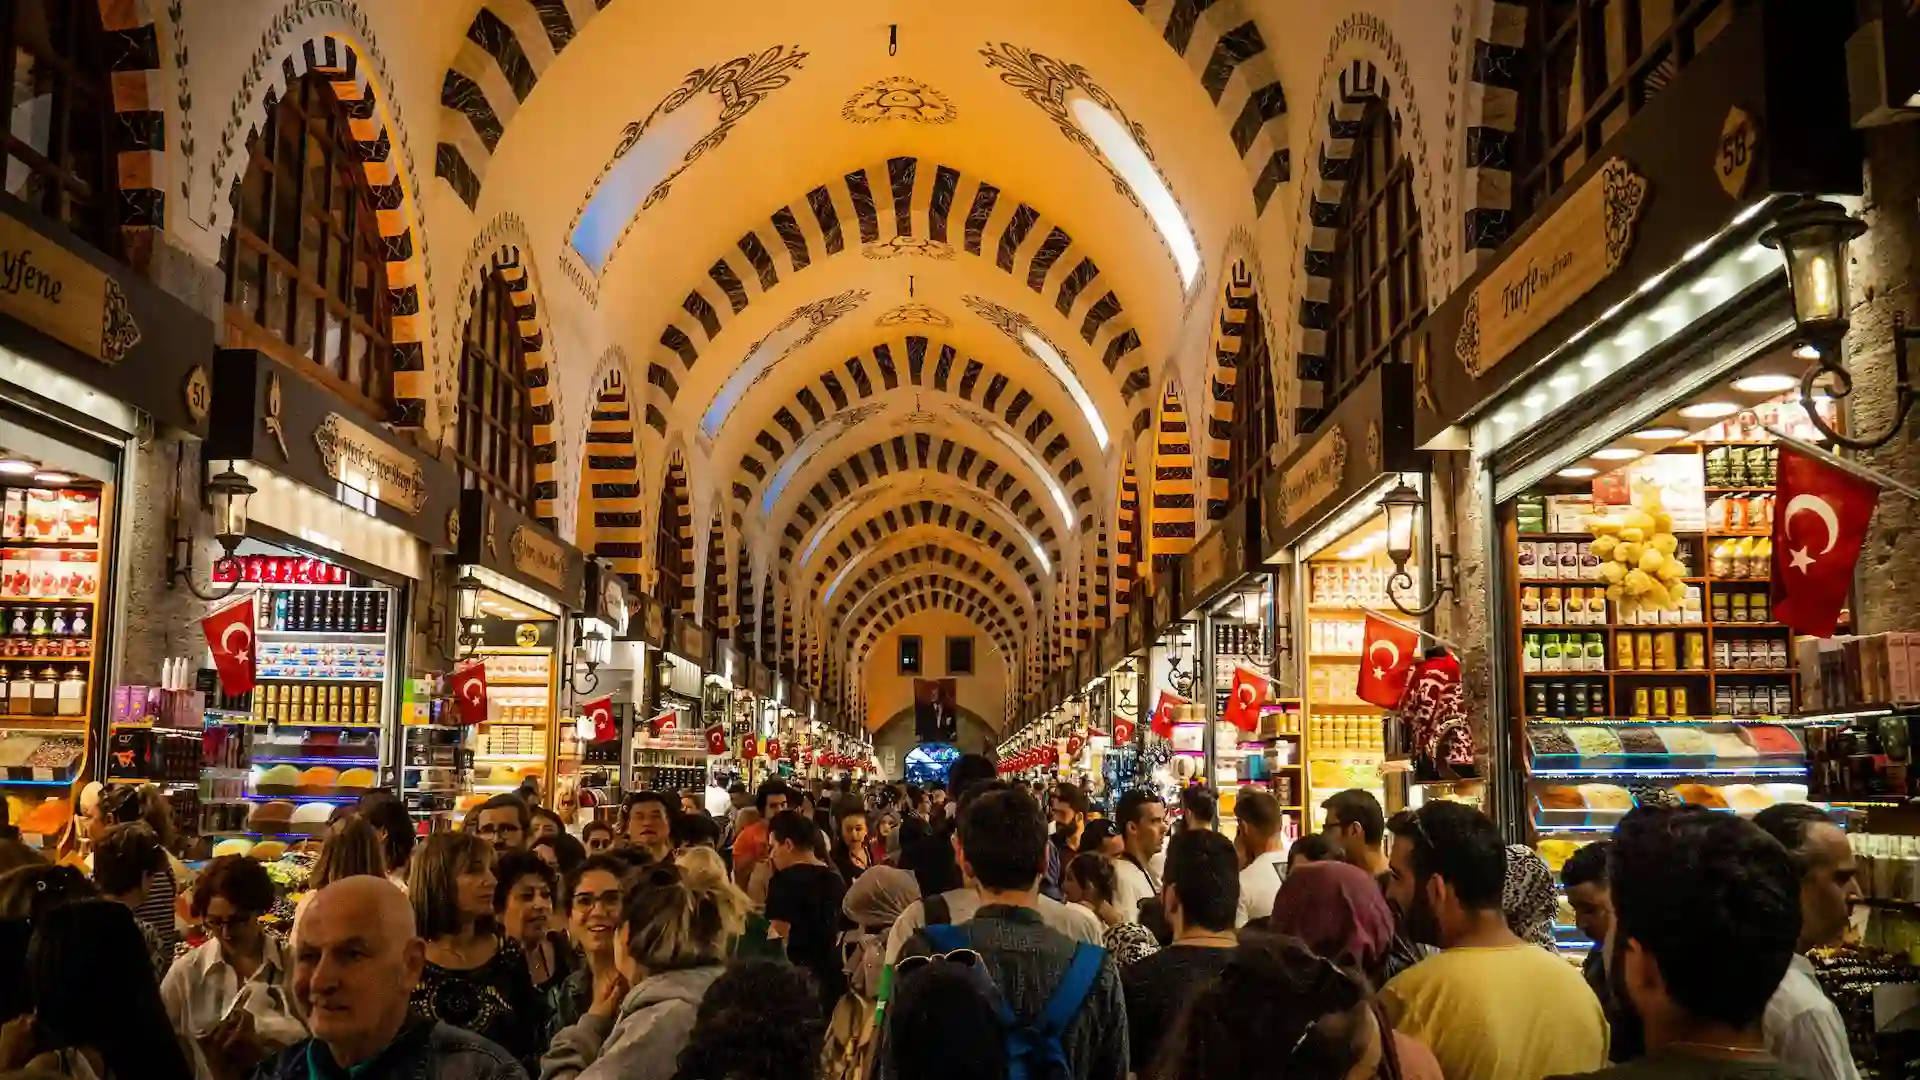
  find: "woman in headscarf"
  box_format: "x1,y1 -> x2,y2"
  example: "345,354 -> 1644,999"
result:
1501,844 -> 1559,952
1267,860 -> 1445,1080
837,866 -> 919,1001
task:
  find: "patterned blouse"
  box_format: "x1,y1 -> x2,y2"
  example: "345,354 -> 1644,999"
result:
1104,921 -> 1161,966
408,937 -> 550,1070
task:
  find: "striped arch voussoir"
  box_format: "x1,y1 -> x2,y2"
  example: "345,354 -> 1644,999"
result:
644,156 -> 1144,409
1150,384 -> 1196,572
1461,1 -> 1530,265
1125,0 -> 1291,217
94,0 -> 166,265
801,503 -> 1043,596
1293,59 -> 1386,429
481,246 -> 560,528
580,366 -> 645,592
1203,260 -> 1258,521
829,543 -> 1029,628
219,33 -> 433,428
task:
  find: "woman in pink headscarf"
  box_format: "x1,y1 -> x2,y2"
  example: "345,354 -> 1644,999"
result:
1267,860 -> 1445,1080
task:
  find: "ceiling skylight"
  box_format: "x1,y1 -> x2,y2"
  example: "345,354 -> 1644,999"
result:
1019,328 -> 1109,451
1068,96 -> 1199,289
569,97 -> 721,272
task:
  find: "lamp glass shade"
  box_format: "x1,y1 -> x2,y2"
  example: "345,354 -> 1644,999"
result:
456,574 -> 482,622
1781,239 -> 1850,329
208,468 -> 253,548
1380,482 -> 1421,570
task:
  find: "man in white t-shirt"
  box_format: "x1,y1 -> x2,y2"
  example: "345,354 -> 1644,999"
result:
1754,804 -> 1863,1080
1232,789 -> 1287,925
1111,789 -> 1167,921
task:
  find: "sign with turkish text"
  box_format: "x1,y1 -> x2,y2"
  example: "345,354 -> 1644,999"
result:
1280,426 -> 1348,530
313,413 -> 429,515
0,212 -> 140,365
510,524 -> 567,591
1455,158 -> 1649,378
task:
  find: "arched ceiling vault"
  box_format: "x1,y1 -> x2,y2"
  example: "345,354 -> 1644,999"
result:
427,0 -> 1273,707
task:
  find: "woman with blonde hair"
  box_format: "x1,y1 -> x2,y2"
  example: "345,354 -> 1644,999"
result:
406,831 -> 548,1071
540,855 -> 749,1080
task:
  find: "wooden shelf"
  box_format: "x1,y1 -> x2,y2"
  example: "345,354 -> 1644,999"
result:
0,537 -> 103,548
1704,487 -> 1776,494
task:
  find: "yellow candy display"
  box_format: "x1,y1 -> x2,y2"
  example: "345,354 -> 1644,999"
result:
1587,480 -> 1688,623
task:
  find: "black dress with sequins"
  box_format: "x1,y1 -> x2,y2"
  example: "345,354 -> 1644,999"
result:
408,937 -> 551,1072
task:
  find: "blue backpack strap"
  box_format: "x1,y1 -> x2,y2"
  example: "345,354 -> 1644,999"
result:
918,921 -> 968,954
1023,942 -> 1106,1077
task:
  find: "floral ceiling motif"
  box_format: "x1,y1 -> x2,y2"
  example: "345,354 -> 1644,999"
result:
979,42 -> 1152,209
842,76 -> 957,125
875,303 -> 952,328
862,235 -> 954,260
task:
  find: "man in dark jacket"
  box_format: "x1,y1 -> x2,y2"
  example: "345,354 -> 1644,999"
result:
900,753 -> 998,896
248,877 -> 525,1080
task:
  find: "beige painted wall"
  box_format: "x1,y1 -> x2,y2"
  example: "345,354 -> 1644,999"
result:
862,609 -> 1008,736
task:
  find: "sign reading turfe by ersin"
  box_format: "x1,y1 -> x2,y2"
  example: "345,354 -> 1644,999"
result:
1455,158 -> 1649,379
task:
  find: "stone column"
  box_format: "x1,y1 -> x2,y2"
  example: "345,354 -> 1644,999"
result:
1842,122 -> 1920,636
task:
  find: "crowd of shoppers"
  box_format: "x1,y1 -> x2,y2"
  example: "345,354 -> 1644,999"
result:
0,760 -> 1869,1080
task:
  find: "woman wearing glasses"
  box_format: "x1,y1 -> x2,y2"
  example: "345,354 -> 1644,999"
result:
407,832 -> 549,1072
161,855 -> 304,1080
550,853 -> 634,1030
540,857 -> 748,1080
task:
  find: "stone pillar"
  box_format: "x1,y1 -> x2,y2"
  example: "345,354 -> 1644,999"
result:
1842,122 -> 1920,636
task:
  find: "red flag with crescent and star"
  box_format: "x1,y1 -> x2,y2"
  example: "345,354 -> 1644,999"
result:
704,724 -> 728,756
1224,667 -> 1270,732
200,596 -> 258,696
450,660 -> 489,725
582,695 -> 615,741
649,710 -> 679,736
765,737 -> 781,760
739,734 -> 759,760
1112,714 -> 1136,744
1356,614 -> 1421,708
1150,691 -> 1188,738
1772,443 -> 1879,637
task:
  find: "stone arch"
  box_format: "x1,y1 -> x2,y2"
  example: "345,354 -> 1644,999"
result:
831,544 -> 1030,629
799,503 -> 1046,597
433,0 -> 626,208
1203,258 -> 1260,521
641,156 -> 1145,412
704,508 -> 727,630
1288,17 -> 1446,422
1121,0 -> 1292,218
208,24 -> 434,428
83,0 -> 168,263
576,366 -> 645,592
1116,456 -> 1140,616
464,244 -> 564,528
1461,1 -> 1530,268
656,454 -> 694,617
1150,384 -> 1196,573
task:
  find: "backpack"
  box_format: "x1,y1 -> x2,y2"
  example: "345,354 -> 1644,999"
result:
820,991 -> 882,1080
917,922 -> 1106,1080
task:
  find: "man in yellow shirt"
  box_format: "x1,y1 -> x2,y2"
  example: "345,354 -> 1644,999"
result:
1380,802 -> 1608,1080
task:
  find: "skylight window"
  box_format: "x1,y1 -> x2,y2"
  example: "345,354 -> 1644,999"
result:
1068,96 -> 1199,289
1018,328 -> 1110,452
569,97 -> 721,272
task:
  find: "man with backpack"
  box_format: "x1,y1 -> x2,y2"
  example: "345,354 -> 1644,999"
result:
887,784 -> 1128,1080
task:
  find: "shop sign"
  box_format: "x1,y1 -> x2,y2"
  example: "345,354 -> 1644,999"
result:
509,524 -> 566,591
314,413 -> 429,515
0,212 -> 140,365
457,488 -> 585,608
1185,519 -> 1246,612
675,617 -> 704,665
1280,427 -> 1349,530
1455,158 -> 1649,379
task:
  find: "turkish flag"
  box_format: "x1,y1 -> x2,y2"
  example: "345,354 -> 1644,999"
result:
200,596 -> 257,696
1224,667 -> 1270,732
649,710 -> 679,735
1065,731 -> 1085,757
740,735 -> 759,760
450,661 -> 489,725
1772,443 -> 1879,638
1150,691 -> 1188,738
1356,614 -> 1421,708
1112,714 -> 1136,744
704,724 -> 728,755
582,696 -> 615,741
765,737 -> 781,760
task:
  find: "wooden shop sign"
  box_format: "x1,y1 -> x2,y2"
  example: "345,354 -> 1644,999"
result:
1454,158 -> 1649,378
0,212 -> 140,365
313,413 -> 429,515
1280,426 -> 1349,530
510,524 -> 567,591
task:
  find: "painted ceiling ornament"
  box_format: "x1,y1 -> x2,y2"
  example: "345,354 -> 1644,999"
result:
978,41 -> 1152,210
742,288 -> 873,393
842,76 -> 957,125
961,294 -> 1070,368
875,303 -> 952,329
862,235 -> 955,261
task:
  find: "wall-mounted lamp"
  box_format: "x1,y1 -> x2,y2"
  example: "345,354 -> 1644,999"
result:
454,570 -> 484,656
166,462 -> 255,601
1381,478 -> 1458,617
1761,197 -> 1911,451
571,621 -> 609,693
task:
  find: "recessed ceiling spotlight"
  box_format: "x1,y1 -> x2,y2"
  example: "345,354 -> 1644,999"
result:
1678,402 -> 1740,419
32,472 -> 72,484
0,460 -> 33,475
1491,410 -> 1518,427
1793,344 -> 1821,361
1522,393 -> 1548,409
1592,448 -> 1643,461
1557,467 -> 1599,478
1731,374 -> 1800,394
1632,427 -> 1688,440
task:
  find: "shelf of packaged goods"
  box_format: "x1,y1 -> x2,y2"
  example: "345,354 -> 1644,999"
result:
228,583 -> 386,593
0,536 -> 102,548
1528,716 -> 1823,726
472,753 -> 545,763
1706,578 -> 1772,584
1520,578 -> 1704,587
108,777 -> 195,788
0,653 -> 93,662
1705,532 -> 1771,539
1308,701 -> 1389,711
1516,531 -> 1602,540
225,719 -> 383,729
1704,487 -> 1778,494
248,756 -> 379,766
487,680 -> 551,688
240,791 -> 371,803
1529,766 -> 1806,779
256,675 -> 385,683
0,596 -> 98,604
259,629 -> 389,640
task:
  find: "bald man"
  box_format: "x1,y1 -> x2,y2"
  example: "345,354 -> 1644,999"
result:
247,877 -> 526,1079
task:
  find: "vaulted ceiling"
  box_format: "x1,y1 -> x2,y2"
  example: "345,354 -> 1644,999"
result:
409,0 -> 1306,728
